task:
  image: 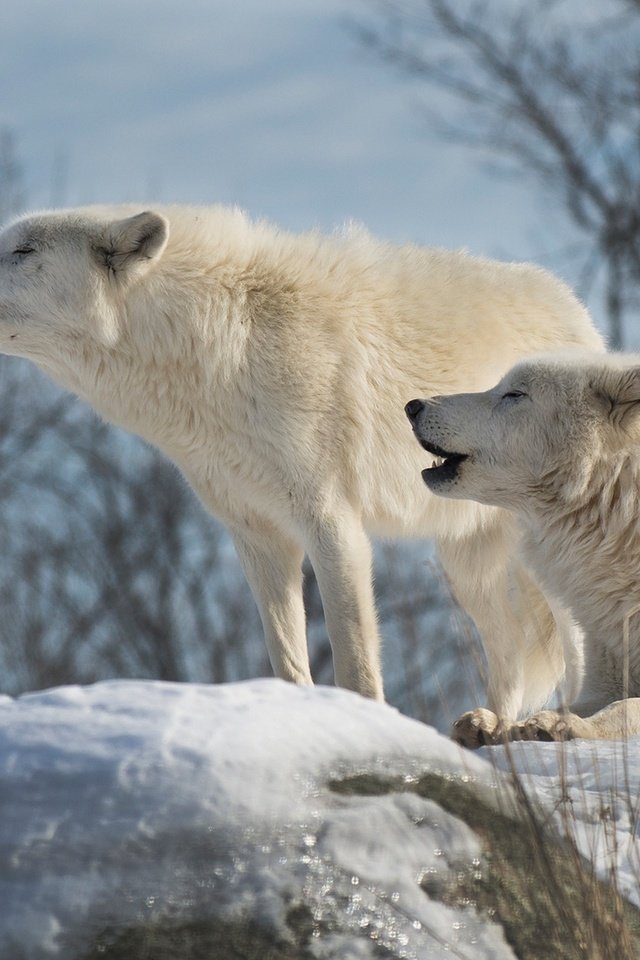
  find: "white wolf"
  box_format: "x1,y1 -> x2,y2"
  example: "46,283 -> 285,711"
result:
407,352 -> 640,741
0,205 -> 602,732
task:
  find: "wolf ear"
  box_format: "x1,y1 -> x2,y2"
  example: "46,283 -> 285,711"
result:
596,365 -> 640,424
95,211 -> 169,277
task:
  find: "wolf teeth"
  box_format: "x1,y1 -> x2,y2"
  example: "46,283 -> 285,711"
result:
432,456 -> 445,468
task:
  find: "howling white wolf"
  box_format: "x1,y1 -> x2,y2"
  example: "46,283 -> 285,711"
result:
407,352 -> 640,742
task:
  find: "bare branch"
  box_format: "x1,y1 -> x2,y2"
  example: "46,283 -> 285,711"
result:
358,0 -> 640,346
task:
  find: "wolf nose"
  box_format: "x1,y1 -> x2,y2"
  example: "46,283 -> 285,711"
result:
405,399 -> 425,421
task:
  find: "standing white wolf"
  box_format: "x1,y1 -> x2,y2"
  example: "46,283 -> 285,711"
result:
0,204 -> 602,732
407,352 -> 640,741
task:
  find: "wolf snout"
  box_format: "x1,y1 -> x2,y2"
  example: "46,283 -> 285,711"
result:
405,399 -> 425,421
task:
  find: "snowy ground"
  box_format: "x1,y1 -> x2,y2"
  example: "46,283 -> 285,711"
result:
489,735 -> 640,907
0,679 -> 638,959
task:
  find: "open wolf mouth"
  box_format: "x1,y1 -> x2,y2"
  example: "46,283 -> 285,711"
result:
418,439 -> 468,483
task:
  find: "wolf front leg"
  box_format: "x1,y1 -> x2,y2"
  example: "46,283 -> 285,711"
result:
517,699 -> 640,741
439,518 -> 564,748
231,519 -> 313,686
304,507 -> 384,701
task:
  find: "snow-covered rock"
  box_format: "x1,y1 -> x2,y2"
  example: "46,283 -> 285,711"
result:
0,679 -> 637,959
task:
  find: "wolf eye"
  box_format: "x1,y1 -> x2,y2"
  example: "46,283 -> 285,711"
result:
501,390 -> 527,400
12,245 -> 35,256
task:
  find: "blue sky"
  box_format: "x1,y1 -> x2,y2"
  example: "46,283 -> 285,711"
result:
1,1 -> 599,321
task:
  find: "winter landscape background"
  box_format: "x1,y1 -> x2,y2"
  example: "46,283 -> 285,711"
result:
1,1 -> 640,956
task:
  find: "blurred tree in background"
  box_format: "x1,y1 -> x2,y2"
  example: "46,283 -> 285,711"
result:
0,359 -> 268,691
359,0 -> 640,348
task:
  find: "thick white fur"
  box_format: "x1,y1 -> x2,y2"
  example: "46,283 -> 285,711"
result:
411,352 -> 640,741
0,204 -> 603,719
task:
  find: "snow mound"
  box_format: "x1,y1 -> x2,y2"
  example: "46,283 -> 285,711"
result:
0,678 -> 637,958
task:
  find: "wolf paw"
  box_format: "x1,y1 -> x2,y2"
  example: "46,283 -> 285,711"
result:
452,708 -> 502,749
516,710 -> 575,742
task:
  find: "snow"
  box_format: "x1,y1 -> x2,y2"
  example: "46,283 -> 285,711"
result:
488,737 -> 640,907
0,678 -> 637,959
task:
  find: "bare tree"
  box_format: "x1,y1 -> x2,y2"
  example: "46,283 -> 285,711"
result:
0,358 -> 269,692
358,0 -> 640,347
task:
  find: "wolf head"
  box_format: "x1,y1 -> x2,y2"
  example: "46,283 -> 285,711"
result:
0,208 -> 169,362
406,352 -> 640,510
